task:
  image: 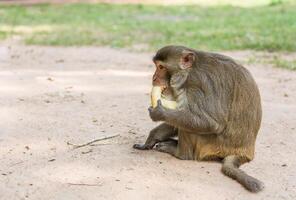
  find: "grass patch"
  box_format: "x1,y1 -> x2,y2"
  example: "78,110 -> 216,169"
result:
248,53 -> 296,70
0,31 -> 7,40
271,57 -> 296,70
0,2 -> 295,52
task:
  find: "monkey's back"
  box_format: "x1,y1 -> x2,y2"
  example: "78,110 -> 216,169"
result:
220,63 -> 262,162
178,53 -> 262,162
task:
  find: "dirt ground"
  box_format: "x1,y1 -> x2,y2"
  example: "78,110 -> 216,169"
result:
0,43 -> 295,200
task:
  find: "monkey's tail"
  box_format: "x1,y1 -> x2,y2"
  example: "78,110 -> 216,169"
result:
221,155 -> 264,193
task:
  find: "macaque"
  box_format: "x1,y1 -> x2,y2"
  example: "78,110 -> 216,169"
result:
133,45 -> 263,192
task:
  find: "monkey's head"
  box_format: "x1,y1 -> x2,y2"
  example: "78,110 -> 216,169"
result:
152,45 -> 195,87
150,46 -> 195,109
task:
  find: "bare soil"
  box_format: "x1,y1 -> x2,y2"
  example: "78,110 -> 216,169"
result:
0,44 -> 295,200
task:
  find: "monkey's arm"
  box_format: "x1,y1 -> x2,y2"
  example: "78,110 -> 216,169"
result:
149,100 -> 224,134
164,108 -> 224,134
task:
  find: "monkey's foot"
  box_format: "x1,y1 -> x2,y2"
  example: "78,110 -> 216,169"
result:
155,140 -> 177,155
133,143 -> 152,150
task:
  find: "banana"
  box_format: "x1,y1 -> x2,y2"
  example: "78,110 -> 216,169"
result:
151,86 -> 177,109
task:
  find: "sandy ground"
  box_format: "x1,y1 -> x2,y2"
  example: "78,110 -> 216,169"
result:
0,44 -> 295,200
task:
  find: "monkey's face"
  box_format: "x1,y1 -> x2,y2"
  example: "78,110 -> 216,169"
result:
152,50 -> 195,87
150,60 -> 177,109
152,60 -> 170,88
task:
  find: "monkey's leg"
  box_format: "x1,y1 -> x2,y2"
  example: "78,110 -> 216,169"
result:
155,139 -> 178,157
222,155 -> 264,193
133,123 -> 177,150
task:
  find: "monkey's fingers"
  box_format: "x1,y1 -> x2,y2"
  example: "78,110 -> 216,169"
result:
133,143 -> 151,150
148,106 -> 153,112
157,99 -> 163,107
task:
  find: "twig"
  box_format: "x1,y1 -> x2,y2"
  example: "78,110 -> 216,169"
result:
89,143 -> 113,146
81,149 -> 93,154
9,161 -> 24,167
67,183 -> 102,187
67,134 -> 120,149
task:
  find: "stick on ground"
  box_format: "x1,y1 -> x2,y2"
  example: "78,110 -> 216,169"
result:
67,183 -> 102,186
67,134 -> 120,149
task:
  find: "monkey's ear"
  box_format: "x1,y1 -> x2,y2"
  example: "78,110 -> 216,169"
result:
180,50 -> 195,69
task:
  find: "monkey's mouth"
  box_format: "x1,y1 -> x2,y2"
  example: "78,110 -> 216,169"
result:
151,85 -> 177,109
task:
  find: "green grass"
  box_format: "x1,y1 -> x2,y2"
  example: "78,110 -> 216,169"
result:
247,53 -> 296,70
271,57 -> 296,70
0,2 -> 295,52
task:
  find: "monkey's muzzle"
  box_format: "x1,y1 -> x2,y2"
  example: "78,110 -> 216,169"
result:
151,86 -> 177,109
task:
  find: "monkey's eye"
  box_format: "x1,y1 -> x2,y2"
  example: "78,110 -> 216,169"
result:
159,65 -> 164,70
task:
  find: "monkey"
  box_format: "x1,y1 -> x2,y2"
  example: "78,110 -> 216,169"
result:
133,45 -> 263,193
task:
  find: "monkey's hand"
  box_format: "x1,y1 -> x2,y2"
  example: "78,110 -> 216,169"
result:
148,100 -> 166,122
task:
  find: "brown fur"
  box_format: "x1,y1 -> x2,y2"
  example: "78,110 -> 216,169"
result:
133,45 -> 263,192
